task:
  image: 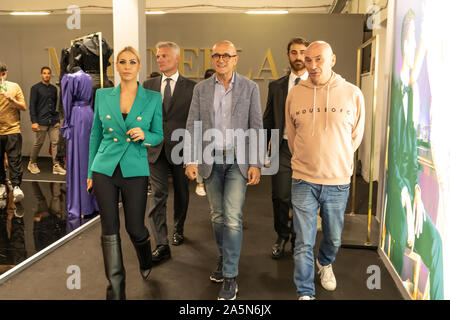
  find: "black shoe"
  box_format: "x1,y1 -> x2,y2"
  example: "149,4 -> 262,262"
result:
271,238 -> 288,259
151,244 -> 171,263
210,256 -> 224,283
131,236 -> 153,280
101,234 -> 126,300
172,232 -> 184,246
218,277 -> 238,300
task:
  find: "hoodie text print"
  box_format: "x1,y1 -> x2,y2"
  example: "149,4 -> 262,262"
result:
285,72 -> 365,185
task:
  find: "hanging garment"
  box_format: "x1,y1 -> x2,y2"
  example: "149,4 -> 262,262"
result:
61,70 -> 98,233
68,36 -> 114,107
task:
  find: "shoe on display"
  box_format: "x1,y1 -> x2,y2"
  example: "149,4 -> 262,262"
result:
14,202 -> 24,218
27,161 -> 41,174
218,277 -> 238,300
195,183 -> 206,196
0,184 -> 6,200
53,163 -> 67,175
210,256 -> 224,283
298,296 -> 315,300
316,259 -> 336,291
13,186 -> 24,203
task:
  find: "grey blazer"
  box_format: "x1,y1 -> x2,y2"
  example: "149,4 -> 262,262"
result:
184,72 -> 263,179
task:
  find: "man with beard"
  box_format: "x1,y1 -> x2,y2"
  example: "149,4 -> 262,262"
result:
28,67 -> 66,176
263,37 -> 309,259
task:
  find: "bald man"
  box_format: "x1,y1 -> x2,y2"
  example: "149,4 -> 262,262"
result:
184,40 -> 263,300
285,41 -> 365,299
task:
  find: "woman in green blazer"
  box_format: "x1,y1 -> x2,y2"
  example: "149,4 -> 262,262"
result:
87,46 -> 163,300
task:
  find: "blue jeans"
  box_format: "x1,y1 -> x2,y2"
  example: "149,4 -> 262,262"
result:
204,161 -> 247,278
291,178 -> 350,297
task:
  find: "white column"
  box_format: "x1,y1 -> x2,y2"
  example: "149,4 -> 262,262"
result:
112,0 -> 146,85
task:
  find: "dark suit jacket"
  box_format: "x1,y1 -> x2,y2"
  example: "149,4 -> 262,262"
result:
263,74 -> 289,146
143,74 -> 196,164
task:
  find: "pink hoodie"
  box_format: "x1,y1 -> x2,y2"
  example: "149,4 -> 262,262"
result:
285,72 -> 365,185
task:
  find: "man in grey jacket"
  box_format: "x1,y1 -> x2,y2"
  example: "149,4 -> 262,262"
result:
184,40 -> 263,300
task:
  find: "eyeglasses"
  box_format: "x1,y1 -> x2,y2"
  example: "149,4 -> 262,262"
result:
211,53 -> 237,62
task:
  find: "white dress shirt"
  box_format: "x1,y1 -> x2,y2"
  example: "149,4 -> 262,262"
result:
283,71 -> 309,140
160,71 -> 179,102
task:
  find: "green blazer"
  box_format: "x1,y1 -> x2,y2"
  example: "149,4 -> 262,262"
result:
88,82 -> 163,178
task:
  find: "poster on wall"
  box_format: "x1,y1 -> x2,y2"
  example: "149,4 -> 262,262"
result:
382,0 -> 450,300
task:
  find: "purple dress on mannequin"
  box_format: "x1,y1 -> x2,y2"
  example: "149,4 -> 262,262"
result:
61,70 -> 99,232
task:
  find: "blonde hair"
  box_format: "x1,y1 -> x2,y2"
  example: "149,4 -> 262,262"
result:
116,46 -> 141,64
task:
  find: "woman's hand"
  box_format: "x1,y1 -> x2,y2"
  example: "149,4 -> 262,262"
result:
87,178 -> 93,194
126,127 -> 145,142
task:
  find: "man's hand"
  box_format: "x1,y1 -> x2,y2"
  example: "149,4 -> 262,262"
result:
185,164 -> 198,180
1,92 -> 13,103
31,123 -> 40,132
247,166 -> 261,186
1,92 -> 25,110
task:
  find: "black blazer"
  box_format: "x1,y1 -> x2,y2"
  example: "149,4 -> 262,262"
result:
143,74 -> 196,164
263,74 -> 289,146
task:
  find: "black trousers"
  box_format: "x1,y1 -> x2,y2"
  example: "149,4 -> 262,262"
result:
148,145 -> 189,246
93,165 -> 149,242
0,133 -> 23,187
271,139 -> 294,240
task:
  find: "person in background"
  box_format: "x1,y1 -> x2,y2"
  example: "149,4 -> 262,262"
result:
0,61 -> 27,203
28,66 -> 66,176
263,37 -> 309,259
87,46 -> 163,300
143,41 -> 196,265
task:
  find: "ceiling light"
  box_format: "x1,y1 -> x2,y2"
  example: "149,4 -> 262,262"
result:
10,11 -> 50,15
245,10 -> 288,14
145,11 -> 166,14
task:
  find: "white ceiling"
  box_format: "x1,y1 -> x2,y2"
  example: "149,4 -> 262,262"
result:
0,0 -> 340,14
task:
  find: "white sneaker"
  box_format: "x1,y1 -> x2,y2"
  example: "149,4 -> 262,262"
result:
53,163 -> 66,175
195,183 -> 206,196
13,186 -> 24,203
0,184 -> 6,199
316,259 -> 336,291
298,296 -> 315,300
27,161 -> 41,174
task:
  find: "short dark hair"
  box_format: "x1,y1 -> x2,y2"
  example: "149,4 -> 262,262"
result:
41,66 -> 51,74
287,38 -> 310,53
0,62 -> 7,73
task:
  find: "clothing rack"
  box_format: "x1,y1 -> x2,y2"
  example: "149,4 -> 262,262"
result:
70,32 -> 104,88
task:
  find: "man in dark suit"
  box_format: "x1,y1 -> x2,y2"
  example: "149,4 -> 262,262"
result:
263,37 -> 309,259
143,41 -> 196,264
